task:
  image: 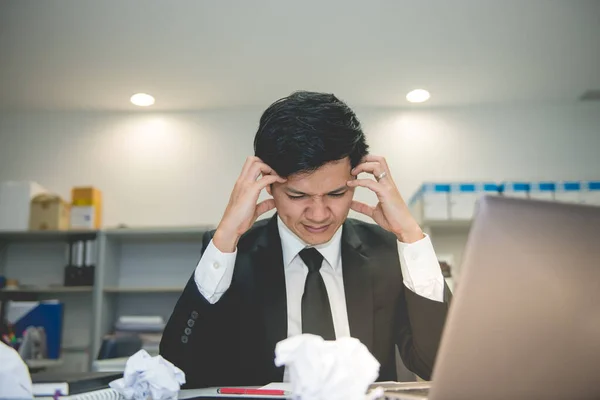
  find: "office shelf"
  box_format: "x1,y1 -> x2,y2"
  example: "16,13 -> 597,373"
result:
62,344 -> 90,352
25,358 -> 64,369
93,225 -> 214,366
103,287 -> 184,293
104,225 -> 213,242
0,286 -> 93,294
0,225 -> 213,373
0,230 -> 98,243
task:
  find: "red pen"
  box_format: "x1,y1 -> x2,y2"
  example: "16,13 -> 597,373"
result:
217,388 -> 287,396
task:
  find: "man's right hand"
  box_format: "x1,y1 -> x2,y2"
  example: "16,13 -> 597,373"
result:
213,156 -> 286,252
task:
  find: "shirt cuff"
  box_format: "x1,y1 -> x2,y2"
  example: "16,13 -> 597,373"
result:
194,239 -> 237,304
397,234 -> 445,302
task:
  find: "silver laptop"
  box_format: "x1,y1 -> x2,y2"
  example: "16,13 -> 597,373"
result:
386,195 -> 600,400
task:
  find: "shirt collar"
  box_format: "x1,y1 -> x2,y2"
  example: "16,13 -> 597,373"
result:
277,215 -> 343,270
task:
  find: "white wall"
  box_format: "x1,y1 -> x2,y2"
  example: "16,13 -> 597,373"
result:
0,103 -> 599,227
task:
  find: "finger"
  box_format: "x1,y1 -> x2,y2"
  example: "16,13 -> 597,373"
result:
350,200 -> 375,218
254,174 -> 286,190
351,161 -> 383,177
241,156 -> 261,177
346,178 -> 385,195
247,161 -> 277,181
362,154 -> 389,169
255,198 -> 276,218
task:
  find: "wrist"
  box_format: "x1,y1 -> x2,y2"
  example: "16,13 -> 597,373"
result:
395,225 -> 424,244
213,226 -> 240,253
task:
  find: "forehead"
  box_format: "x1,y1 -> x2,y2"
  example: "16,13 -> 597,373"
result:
283,159 -> 352,194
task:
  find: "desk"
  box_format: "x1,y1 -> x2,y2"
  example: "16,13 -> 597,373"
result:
25,358 -> 64,373
91,357 -> 128,372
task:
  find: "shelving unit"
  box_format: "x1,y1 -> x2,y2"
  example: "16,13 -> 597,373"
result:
1,286 -> 94,293
92,226 -> 213,361
0,225 -> 214,373
103,286 -> 185,293
0,230 -> 99,373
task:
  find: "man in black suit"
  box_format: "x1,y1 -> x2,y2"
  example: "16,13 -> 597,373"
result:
160,91 -> 450,388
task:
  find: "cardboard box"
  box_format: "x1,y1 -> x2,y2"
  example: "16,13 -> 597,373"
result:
0,181 -> 48,231
583,181 -> 600,206
529,182 -> 556,201
502,182 -> 530,198
555,181 -> 583,204
70,186 -> 103,229
29,194 -> 70,231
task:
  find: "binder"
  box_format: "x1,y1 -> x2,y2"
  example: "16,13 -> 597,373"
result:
6,300 -> 63,359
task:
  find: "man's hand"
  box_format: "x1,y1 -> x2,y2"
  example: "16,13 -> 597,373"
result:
213,156 -> 286,252
346,154 -> 424,243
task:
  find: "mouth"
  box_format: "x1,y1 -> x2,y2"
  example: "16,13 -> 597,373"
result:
303,224 -> 330,234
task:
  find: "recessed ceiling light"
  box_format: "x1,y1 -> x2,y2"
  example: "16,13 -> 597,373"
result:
406,89 -> 430,103
130,93 -> 155,107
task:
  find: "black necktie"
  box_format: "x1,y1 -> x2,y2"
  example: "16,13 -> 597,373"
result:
299,247 -> 336,340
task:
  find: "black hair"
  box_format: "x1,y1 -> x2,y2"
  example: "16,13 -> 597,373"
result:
254,90 -> 369,177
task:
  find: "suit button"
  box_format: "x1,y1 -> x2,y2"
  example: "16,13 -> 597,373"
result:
184,327 -> 192,335
181,335 -> 188,344
213,262 -> 220,269
187,319 -> 195,327
191,311 -> 199,319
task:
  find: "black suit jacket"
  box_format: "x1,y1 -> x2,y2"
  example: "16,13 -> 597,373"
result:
160,215 -> 450,388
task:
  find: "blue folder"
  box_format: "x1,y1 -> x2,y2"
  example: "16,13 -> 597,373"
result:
8,301 -> 63,359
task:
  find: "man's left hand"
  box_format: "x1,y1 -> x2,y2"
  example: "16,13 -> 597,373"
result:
347,154 -> 424,243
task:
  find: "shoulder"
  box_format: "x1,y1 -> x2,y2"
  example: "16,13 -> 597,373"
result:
344,218 -> 398,249
238,218 -> 271,250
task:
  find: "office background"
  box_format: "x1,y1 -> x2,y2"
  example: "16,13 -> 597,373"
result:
0,0 -> 599,376
1,105 -> 600,227
1,1 -> 600,226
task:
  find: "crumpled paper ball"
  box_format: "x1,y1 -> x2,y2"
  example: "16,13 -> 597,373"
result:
109,350 -> 185,400
275,334 -> 381,400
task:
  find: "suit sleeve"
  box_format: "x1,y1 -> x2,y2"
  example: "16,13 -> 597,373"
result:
395,279 -> 452,380
159,230 -> 243,388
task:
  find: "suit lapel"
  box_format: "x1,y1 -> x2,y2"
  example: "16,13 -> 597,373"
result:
342,220 -> 374,352
252,215 -> 287,380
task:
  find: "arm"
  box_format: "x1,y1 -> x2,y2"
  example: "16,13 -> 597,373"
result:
160,156 -> 286,388
397,234 -> 445,302
159,230 -> 240,388
394,234 -> 451,379
395,279 -> 451,380
348,155 -> 451,379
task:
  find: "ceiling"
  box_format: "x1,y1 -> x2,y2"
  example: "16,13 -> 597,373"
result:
1,0 -> 599,111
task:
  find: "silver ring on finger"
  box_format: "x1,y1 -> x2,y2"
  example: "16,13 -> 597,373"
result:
376,171 -> 387,182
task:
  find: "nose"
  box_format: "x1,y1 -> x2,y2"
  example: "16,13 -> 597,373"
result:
306,196 -> 331,223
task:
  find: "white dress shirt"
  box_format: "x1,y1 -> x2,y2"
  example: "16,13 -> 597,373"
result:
194,216 -> 445,341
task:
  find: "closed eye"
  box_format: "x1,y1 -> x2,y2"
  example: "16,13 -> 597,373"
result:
328,192 -> 345,198
287,195 -> 306,200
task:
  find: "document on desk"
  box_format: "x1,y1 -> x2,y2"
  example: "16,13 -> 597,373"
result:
259,382 -> 292,391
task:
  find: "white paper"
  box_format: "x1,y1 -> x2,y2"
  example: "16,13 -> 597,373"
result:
0,341 -> 33,399
109,349 -> 185,400
274,334 -> 380,400
260,382 -> 293,391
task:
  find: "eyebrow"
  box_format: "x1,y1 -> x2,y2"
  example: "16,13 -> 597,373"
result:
286,185 -> 348,196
